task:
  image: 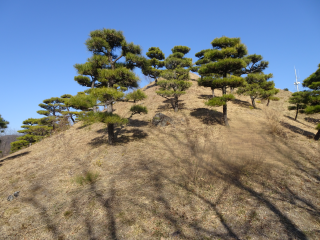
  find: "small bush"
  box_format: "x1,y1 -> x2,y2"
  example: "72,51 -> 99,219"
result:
283,88 -> 289,91
64,210 -> 73,218
74,171 -> 99,185
265,110 -> 287,138
256,100 -> 261,103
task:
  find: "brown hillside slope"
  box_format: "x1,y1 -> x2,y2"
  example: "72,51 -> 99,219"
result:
1,72 -> 320,240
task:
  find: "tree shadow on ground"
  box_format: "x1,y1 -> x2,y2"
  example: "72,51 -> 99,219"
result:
89,128 -> 148,147
127,119 -> 149,127
158,99 -> 186,111
198,94 -> 213,100
284,115 -> 313,128
144,82 -> 157,90
116,128 -> 148,144
231,99 -> 251,108
190,108 -> 224,125
304,117 -> 320,124
280,121 -> 315,138
143,121 -> 313,239
0,151 -> 30,166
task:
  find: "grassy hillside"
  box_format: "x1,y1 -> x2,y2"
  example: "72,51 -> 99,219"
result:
1,73 -> 320,240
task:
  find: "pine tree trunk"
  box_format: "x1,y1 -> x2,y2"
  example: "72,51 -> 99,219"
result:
222,86 -> 229,127
70,115 -> 75,123
107,101 -> 115,145
108,123 -> 115,144
295,104 -> 299,120
267,99 -> 270,106
211,88 -> 215,97
174,95 -> 179,112
251,97 -> 256,108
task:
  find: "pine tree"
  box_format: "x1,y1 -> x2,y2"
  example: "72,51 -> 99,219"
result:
37,97 -> 66,131
60,94 -> 81,123
302,64 -> 320,140
287,91 -> 310,120
261,89 -> 280,106
126,89 -> 147,103
156,46 -> 192,112
72,29 -> 147,145
237,73 -> 277,108
0,114 -> 9,133
10,118 -> 51,152
142,47 -> 165,83
198,37 -> 247,127
0,115 -> 9,153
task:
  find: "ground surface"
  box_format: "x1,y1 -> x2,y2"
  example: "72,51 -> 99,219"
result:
1,73 -> 320,240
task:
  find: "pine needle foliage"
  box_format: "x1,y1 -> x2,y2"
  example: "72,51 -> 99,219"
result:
10,118 -> 52,153
197,37 -> 247,127
73,29 -> 147,144
287,91 -> 310,120
142,47 -> 165,83
126,89 -> 147,103
0,114 -> 9,133
156,46 -> 192,112
237,73 -> 277,108
129,105 -> 148,117
37,97 -> 67,131
60,94 -> 81,123
302,64 -> 320,140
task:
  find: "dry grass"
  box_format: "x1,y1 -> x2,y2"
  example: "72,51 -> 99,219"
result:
1,73 -> 320,239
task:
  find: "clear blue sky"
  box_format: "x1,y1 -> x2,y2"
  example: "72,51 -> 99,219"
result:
1,0 -> 319,130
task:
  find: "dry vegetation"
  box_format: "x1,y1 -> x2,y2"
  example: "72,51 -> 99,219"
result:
1,73 -> 320,240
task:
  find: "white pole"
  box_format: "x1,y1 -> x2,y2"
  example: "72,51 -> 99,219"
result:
294,66 -> 300,92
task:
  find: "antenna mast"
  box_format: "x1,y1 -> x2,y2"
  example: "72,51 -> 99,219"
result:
294,66 -> 300,92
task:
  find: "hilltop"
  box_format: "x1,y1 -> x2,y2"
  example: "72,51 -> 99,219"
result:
1,73 -> 320,240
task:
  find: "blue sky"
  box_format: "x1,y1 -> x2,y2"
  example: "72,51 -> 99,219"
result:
0,0 -> 319,130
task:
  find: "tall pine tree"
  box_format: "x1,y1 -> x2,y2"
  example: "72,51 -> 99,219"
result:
198,37 -> 247,127
72,29 -> 147,144
302,64 -> 320,140
287,91 -> 310,120
156,46 -> 192,112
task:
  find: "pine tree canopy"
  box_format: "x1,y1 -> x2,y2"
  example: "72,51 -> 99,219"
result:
301,64 -> 320,140
11,117 -> 52,152
237,73 -> 278,108
232,54 -> 269,76
303,63 -> 320,90
98,67 -> 139,89
146,47 -> 165,60
287,91 -> 310,120
0,114 -> 9,133
85,87 -> 125,105
142,47 -> 166,82
37,97 -> 66,116
126,89 -> 147,103
69,92 -> 98,111
74,55 -> 109,88
154,45 -> 192,112
60,94 -> 81,123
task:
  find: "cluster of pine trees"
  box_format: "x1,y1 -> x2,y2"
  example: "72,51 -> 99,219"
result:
287,64 -> 320,140
6,28 -> 320,153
